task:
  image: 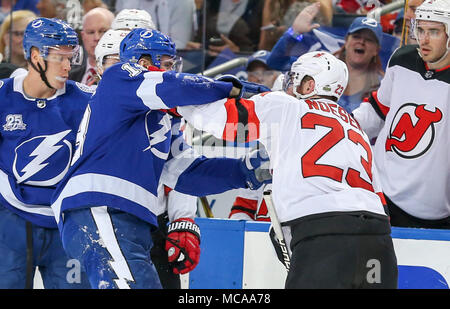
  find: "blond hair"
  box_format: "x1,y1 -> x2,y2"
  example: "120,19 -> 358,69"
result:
0,10 -> 37,56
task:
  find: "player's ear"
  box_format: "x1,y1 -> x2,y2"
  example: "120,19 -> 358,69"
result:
308,79 -> 315,93
138,55 -> 153,68
30,47 -> 42,66
299,78 -> 315,95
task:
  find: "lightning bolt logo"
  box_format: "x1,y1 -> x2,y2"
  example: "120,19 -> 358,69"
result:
90,207 -> 136,289
14,130 -> 72,184
144,113 -> 171,160
110,259 -> 135,289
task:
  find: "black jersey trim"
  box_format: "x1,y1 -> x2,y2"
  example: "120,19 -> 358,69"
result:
368,92 -> 386,121
389,45 -> 450,83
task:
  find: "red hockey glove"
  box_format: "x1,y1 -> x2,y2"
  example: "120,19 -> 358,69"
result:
165,218 -> 201,274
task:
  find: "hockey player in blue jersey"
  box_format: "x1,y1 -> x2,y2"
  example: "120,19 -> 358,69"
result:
0,18 -> 92,288
51,28 -> 270,289
94,26 -> 196,289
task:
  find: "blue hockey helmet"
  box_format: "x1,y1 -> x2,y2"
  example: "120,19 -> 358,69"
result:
23,17 -> 81,64
119,28 -> 182,71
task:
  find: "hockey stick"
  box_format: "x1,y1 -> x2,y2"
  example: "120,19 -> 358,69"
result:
199,196 -> 214,218
25,221 -> 34,289
263,188 -> 290,271
400,0 -> 410,47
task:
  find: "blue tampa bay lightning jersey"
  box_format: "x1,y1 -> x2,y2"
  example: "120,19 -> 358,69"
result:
51,62 -> 247,229
0,74 -> 95,228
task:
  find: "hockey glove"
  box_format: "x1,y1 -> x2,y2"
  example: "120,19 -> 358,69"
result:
217,74 -> 243,98
240,147 -> 272,190
240,80 -> 271,99
217,74 -> 271,99
165,218 -> 201,274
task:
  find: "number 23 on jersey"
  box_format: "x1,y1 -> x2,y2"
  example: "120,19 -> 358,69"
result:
301,112 -> 375,192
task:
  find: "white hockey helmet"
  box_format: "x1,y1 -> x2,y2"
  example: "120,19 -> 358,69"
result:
111,9 -> 156,30
413,0 -> 450,63
95,29 -> 130,72
290,51 -> 348,101
414,0 -> 450,38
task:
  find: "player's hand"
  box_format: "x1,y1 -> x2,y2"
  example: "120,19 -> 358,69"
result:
218,75 -> 271,99
217,74 -> 243,98
241,147 -> 272,190
165,218 -> 201,274
240,80 -> 271,98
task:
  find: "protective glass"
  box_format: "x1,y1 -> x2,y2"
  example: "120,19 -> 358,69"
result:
282,71 -> 294,92
160,55 -> 183,72
413,19 -> 447,41
248,70 -> 277,79
44,45 -> 83,66
102,55 -> 120,66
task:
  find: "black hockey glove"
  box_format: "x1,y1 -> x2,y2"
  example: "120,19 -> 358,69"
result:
217,74 -> 271,99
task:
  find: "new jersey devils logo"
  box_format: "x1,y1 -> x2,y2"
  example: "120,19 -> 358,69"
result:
385,103 -> 442,159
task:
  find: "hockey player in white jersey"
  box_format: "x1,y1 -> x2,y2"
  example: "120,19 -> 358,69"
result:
51,28 -> 270,289
352,0 -> 450,229
0,18 -> 92,288
179,51 -> 398,288
94,9 -> 159,76
94,28 -> 130,77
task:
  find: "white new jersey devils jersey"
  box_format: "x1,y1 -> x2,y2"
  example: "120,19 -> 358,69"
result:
180,91 -> 387,224
352,45 -> 450,220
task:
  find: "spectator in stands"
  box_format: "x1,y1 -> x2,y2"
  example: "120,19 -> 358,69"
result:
36,0 -> 70,19
402,0 -> 425,44
246,50 -> 280,89
69,6 -> 114,84
0,10 -> 37,68
0,0 -> 13,24
267,3 -> 385,113
36,0 -> 83,30
114,0 -> 196,50
0,0 -> 39,25
82,0 -> 108,13
334,0 -> 387,15
334,17 -> 384,113
259,0 -> 333,51
36,0 -> 60,18
211,0 -> 264,55
404,0 -> 425,26
187,0 -> 263,57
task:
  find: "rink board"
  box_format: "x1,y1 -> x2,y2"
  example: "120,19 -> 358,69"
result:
189,218 -> 450,289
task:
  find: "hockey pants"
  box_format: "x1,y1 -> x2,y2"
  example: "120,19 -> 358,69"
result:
0,204 -> 90,289
61,206 -> 162,289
